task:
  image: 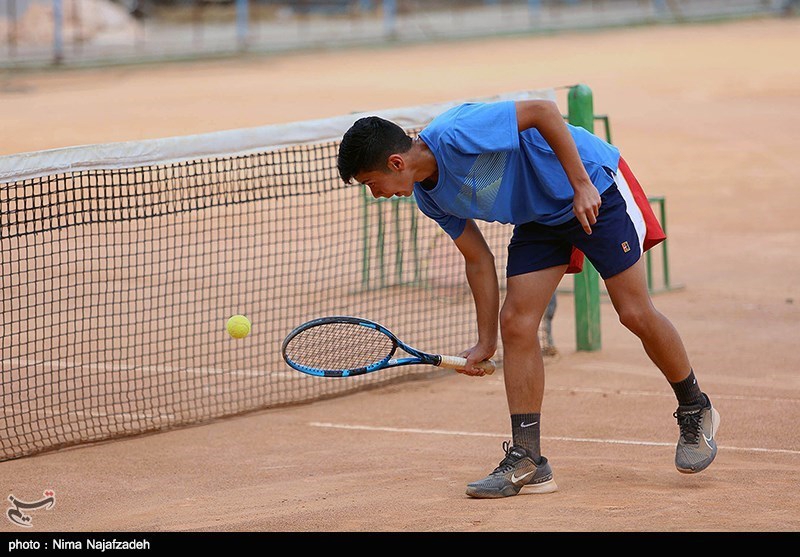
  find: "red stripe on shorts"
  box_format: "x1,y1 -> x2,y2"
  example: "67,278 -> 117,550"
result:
566,156 -> 666,274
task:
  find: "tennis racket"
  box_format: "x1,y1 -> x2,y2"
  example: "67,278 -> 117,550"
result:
281,316 -> 496,378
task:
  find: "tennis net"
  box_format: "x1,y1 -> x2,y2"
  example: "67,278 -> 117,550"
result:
0,88 -> 555,461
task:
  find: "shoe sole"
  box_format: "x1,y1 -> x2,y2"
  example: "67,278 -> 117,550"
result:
522,477 -> 559,494
677,407 -> 721,474
466,477 -> 559,498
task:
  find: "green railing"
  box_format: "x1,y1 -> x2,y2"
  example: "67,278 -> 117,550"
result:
361,194 -> 421,290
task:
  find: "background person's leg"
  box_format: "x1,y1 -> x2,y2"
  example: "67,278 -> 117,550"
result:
539,292 -> 559,357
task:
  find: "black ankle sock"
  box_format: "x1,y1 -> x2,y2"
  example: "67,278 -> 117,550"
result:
670,370 -> 706,407
511,413 -> 541,460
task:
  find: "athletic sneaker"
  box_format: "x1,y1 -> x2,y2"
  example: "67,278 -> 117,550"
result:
674,394 -> 721,473
465,441 -> 558,498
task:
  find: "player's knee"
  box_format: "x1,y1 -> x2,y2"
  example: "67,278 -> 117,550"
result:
500,305 -> 538,343
616,306 -> 652,336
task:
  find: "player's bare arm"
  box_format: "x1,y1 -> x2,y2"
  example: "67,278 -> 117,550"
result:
453,219 -> 499,375
515,100 -> 601,234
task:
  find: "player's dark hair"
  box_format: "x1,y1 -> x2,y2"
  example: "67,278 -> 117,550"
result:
337,116 -> 413,184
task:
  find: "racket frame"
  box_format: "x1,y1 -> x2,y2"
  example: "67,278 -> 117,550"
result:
282,316 -> 468,377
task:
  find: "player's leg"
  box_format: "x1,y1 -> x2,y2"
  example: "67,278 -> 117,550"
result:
577,178 -> 719,474
604,259 -> 690,382
465,265 -> 564,499
500,266 -> 566,418
466,220 -> 568,499
604,260 -> 720,473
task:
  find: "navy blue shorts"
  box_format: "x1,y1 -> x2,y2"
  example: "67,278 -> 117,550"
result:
506,183 -> 645,280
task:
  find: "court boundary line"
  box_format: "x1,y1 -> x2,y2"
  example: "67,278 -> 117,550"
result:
547,385 -> 800,405
309,422 -> 800,456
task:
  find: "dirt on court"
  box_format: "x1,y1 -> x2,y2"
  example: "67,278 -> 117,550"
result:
1,15 -> 799,532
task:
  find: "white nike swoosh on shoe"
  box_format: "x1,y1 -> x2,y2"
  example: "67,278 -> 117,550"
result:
511,470 -> 535,484
703,433 -> 714,448
520,422 -> 538,428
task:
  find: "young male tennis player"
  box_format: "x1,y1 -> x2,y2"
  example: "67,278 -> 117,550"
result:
336,99 -> 719,498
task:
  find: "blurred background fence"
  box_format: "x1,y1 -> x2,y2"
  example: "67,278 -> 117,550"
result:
0,0 -> 783,68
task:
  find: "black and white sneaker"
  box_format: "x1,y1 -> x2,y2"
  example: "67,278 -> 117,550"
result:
466,441 -> 558,498
674,394 -> 720,473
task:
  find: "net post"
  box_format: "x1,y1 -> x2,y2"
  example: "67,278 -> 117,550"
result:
568,84 -> 601,352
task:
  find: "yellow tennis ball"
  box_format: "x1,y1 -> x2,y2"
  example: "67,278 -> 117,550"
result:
226,315 -> 251,339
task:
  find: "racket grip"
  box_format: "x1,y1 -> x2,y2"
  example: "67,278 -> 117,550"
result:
438,355 -> 496,374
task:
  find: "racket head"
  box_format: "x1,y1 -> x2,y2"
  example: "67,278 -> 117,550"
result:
281,316 -> 399,377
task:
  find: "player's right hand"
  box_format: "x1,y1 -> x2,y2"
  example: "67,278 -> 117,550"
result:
572,183 -> 601,235
458,343 -> 495,377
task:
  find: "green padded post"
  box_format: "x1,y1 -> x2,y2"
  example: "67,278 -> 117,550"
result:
568,84 -> 602,351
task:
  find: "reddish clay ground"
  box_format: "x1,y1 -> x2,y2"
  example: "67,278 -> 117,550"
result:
1,16 -> 799,532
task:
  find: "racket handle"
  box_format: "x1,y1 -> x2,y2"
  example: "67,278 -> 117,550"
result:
438,355 -> 496,374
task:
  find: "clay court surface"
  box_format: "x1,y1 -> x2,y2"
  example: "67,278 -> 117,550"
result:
1,16 -> 799,532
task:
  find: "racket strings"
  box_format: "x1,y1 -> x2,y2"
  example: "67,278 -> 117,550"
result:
284,323 -> 395,372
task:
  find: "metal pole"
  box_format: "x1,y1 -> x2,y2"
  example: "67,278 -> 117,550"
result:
362,190 -> 371,289
528,0 -> 542,23
53,0 -> 64,65
8,0 -> 17,59
236,0 -> 249,51
660,197 -> 671,289
383,0 -> 396,39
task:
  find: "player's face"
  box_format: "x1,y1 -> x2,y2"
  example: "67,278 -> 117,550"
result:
355,159 -> 415,199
